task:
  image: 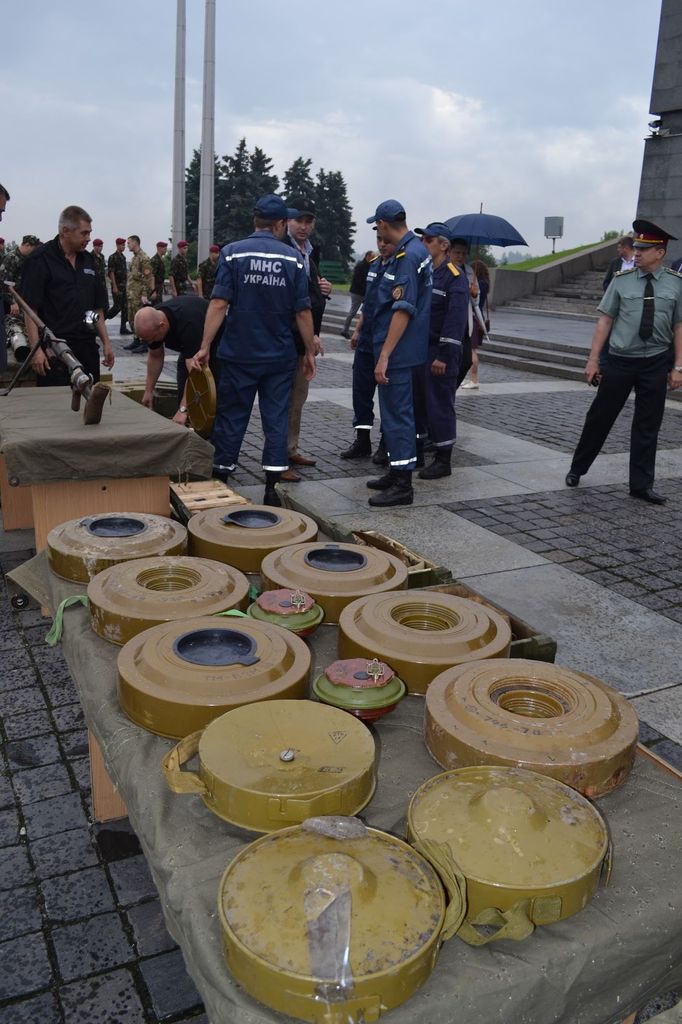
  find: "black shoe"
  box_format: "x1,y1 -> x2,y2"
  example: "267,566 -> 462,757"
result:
418,448 -> 452,480
212,464 -> 235,483
629,488 -> 666,505
565,471 -> 581,487
120,327 -> 131,335
128,341 -> 148,354
368,471 -> 413,507
372,436 -> 389,466
263,487 -> 282,508
123,338 -> 139,350
340,330 -> 350,339
366,470 -> 396,491
340,432 -> 372,459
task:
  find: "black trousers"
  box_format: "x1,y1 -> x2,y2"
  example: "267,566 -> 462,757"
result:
570,351 -> 669,491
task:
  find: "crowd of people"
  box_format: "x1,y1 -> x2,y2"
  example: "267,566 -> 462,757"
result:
1,180 -> 681,509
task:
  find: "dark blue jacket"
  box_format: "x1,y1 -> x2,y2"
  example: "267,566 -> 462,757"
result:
356,255 -> 388,352
430,260 -> 469,367
371,231 -> 431,369
212,230 -> 311,363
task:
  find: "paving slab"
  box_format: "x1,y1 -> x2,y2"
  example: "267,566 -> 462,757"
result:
330,506 -> 548,577
631,689 -> 682,747
461,562 -> 682,696
321,467 -> 533,505
454,422 -> 568,463
484,450 -> 682,492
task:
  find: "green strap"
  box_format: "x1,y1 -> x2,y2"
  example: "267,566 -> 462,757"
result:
214,608 -> 248,618
414,837 -> 538,946
248,584 -> 260,601
45,595 -> 89,646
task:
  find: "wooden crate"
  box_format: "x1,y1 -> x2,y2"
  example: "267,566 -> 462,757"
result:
351,529 -> 452,588
170,480 -> 249,523
420,581 -> 557,663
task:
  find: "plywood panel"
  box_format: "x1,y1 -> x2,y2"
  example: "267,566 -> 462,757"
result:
0,454 -> 34,529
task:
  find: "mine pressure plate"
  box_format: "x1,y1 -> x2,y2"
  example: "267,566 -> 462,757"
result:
260,542 -> 408,624
188,505 -> 318,573
47,512 -> 187,583
218,816 -> 450,1023
313,657 -> 406,722
408,766 -> 611,944
338,592 -> 512,695
425,659 -> 638,797
186,365 -> 216,438
162,700 -> 376,831
248,588 -> 324,637
88,555 -> 249,645
118,616 -> 311,738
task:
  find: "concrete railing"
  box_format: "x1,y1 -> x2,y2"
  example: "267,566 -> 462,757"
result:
489,239 -> 619,308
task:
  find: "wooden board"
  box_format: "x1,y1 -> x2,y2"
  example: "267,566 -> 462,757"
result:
0,453 -> 34,530
170,479 -> 248,522
31,475 -> 169,552
88,731 -> 127,821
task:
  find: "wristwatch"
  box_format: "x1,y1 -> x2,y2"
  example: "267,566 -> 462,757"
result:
178,405 -> 188,414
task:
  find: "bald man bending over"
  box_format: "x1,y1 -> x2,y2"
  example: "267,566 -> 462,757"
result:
138,295 -> 221,426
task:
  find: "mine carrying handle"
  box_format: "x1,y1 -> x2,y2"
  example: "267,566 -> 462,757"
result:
162,731 -> 207,796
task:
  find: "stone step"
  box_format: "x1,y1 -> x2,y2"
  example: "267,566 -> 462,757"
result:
500,305 -> 598,323
480,348 -> 584,382
486,335 -> 586,364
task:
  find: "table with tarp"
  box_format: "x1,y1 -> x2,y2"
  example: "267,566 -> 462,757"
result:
10,552 -> 682,1024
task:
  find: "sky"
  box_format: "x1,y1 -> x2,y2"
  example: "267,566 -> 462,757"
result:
1,0 -> 663,258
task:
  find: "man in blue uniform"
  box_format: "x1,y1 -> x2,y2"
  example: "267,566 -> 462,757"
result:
566,219 -> 682,504
412,222 -> 469,479
365,200 -> 431,507
191,194 -> 316,507
339,231 -> 396,460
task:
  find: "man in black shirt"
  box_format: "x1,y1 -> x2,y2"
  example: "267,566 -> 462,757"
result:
21,205 -> 113,386
137,295 -> 221,426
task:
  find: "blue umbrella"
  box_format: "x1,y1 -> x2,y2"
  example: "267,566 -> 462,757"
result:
446,212 -> 527,248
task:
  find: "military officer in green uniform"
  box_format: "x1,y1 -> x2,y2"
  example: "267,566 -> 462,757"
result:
170,240 -> 193,296
126,235 -> 153,352
150,241 -> 168,304
566,219 -> 682,504
2,234 -> 40,311
197,244 -> 220,298
106,237 -> 129,333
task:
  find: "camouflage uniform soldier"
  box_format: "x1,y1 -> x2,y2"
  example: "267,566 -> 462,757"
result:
106,237 -> 129,333
169,240 -> 193,295
2,235 -> 40,305
150,241 -> 168,304
197,244 -> 220,298
126,235 -> 153,352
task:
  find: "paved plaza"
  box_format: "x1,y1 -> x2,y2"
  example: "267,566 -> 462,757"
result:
0,306 -> 680,1022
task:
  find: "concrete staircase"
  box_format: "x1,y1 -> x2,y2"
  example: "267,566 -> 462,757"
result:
480,334 -> 586,381
503,269 -> 603,320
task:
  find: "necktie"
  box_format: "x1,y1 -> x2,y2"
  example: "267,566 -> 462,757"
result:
639,273 -> 655,341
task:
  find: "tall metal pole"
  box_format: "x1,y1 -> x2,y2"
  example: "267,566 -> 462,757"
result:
171,0 -> 186,249
197,0 -> 216,264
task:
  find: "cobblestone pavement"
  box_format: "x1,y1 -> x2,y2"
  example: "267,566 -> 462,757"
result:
2,322 -> 681,1022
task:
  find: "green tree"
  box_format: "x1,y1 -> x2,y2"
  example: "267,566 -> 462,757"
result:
284,157 -> 315,203
249,146 -> 279,197
214,138 -> 280,242
313,169 -> 355,268
185,146 -> 222,245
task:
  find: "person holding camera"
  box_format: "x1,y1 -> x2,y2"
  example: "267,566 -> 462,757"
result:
21,205 -> 114,387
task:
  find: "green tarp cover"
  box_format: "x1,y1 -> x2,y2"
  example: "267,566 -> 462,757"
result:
0,390 -> 213,485
9,552 -> 682,1024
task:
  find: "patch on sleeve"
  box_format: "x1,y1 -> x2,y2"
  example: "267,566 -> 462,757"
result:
392,285 -> 404,300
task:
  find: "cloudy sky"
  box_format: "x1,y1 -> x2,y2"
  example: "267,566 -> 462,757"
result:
2,1 -> 662,257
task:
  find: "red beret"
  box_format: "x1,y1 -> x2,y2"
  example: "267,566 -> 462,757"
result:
156,241 -> 168,248
177,240 -> 188,248
115,237 -> 126,244
92,239 -> 103,247
209,244 -> 220,253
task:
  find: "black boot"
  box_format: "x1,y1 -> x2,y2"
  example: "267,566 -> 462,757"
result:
263,471 -> 282,508
366,469 -> 396,491
418,447 -> 452,480
372,434 -> 389,466
416,438 -> 425,469
368,470 -> 413,507
340,430 -> 372,460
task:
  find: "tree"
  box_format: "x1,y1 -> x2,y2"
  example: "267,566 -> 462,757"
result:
214,139 -> 280,243
284,157 -> 315,202
249,146 -> 279,197
185,147 -> 222,245
313,169 -> 355,268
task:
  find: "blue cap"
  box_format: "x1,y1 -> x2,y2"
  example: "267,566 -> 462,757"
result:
415,222 -> 452,239
254,194 -> 300,220
366,199 -> 406,224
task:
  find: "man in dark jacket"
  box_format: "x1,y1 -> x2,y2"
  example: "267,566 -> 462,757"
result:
281,197 -> 331,482
341,251 -> 375,338
603,237 -> 635,291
